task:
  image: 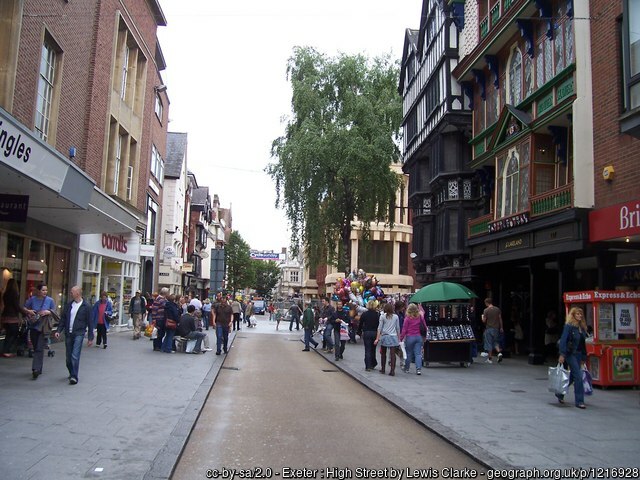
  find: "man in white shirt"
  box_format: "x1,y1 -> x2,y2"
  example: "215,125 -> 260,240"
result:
55,286 -> 93,385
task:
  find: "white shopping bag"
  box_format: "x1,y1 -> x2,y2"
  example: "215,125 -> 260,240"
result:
548,363 -> 570,395
185,339 -> 197,353
399,341 -> 407,361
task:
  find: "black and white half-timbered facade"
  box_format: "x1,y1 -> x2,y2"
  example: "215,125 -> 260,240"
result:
399,0 -> 475,286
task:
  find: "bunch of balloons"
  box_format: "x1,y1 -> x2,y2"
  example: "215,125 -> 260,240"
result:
332,269 -> 385,306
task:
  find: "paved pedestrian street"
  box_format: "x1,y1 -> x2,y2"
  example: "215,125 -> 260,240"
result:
1,316 -> 639,479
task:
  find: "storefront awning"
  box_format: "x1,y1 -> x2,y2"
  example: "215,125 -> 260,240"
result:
0,108 -> 137,234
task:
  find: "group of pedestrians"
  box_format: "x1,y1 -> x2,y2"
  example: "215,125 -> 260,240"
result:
150,288 -> 239,355
0,282 -> 101,384
304,296 -> 427,377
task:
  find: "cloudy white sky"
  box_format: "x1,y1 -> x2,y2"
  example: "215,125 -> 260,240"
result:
157,0 -> 423,252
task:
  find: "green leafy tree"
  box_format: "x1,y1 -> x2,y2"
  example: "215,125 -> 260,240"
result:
268,46 -> 402,271
225,231 -> 254,295
253,260 -> 281,298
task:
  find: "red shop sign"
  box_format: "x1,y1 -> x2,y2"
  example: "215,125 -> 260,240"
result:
589,199 -> 640,242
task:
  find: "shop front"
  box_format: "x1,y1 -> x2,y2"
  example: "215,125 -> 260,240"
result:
589,199 -> 640,290
1,107 -> 138,305
0,228 -> 73,310
78,233 -> 141,329
563,290 -> 640,387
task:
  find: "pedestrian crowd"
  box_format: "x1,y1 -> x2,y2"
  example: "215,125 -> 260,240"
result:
0,283 -> 592,409
0,282 -> 265,385
300,295 -> 428,377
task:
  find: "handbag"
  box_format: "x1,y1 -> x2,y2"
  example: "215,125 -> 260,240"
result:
27,314 -> 44,331
144,324 -> 155,337
582,368 -> 593,396
165,319 -> 177,330
419,318 -> 427,337
548,362 -> 571,395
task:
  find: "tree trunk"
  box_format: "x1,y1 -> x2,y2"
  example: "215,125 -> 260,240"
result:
340,222 -> 351,275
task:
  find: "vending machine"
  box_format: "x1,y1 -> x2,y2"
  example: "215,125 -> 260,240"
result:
563,291 -> 640,388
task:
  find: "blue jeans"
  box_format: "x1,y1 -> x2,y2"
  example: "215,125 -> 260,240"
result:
162,329 -> 175,352
304,328 -> 318,349
557,353 -> 585,406
185,331 -> 206,352
483,327 -> 500,353
323,325 -> 334,349
363,331 -> 377,369
216,325 -> 229,353
65,333 -> 85,380
404,335 -> 423,372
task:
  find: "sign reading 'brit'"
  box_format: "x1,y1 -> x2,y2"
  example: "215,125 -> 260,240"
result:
589,199 -> 640,242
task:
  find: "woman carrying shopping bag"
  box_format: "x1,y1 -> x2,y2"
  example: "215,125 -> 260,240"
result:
556,307 -> 589,409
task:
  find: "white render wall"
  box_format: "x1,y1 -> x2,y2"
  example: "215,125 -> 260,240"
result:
160,156 -> 188,268
571,0 -> 595,209
459,0 -> 479,61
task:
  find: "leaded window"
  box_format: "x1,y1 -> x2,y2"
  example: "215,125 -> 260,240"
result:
524,54 -> 534,98
508,47 -> 523,105
448,180 -> 459,200
496,141 -> 530,218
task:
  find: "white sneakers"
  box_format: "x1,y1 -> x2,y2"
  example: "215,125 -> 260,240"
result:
484,352 -> 503,364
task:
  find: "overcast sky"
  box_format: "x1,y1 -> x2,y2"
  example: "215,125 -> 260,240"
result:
157,0 -> 423,252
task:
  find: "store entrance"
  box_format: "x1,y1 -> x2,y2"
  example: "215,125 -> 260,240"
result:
102,261 -> 123,326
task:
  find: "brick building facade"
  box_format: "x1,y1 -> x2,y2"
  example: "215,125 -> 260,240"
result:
0,0 -> 168,324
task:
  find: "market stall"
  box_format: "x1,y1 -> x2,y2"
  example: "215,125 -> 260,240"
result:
411,282 -> 477,368
563,290 -> 640,388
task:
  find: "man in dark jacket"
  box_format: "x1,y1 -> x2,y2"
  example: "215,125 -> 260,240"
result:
55,285 -> 93,385
320,296 -> 336,353
129,290 -> 147,340
176,305 -> 206,354
301,302 -> 318,351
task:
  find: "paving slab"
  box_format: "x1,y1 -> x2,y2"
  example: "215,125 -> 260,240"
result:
300,333 -> 640,470
0,328 -> 232,480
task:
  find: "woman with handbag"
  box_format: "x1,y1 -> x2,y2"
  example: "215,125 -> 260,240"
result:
25,283 -> 57,379
556,307 -> 588,409
161,294 -> 180,353
400,303 -> 427,375
91,291 -> 113,349
1,279 -> 34,358
374,303 -> 400,376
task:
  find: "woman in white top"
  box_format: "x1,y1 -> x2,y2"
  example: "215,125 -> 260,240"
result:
374,303 -> 400,376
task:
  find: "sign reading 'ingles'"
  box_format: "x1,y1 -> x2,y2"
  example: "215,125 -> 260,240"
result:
102,234 -> 128,253
589,200 -> 640,242
0,120 -> 32,163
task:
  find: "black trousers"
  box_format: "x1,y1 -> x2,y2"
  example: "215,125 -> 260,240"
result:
96,324 -> 107,346
233,313 -> 241,330
1,323 -> 20,354
30,329 -> 45,373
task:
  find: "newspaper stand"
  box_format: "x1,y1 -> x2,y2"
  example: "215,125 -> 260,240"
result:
421,302 -> 475,368
563,291 -> 640,388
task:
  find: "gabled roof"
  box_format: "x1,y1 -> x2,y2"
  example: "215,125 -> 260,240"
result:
487,105 -> 532,152
398,28 -> 420,94
165,132 -> 187,179
191,186 -> 209,207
